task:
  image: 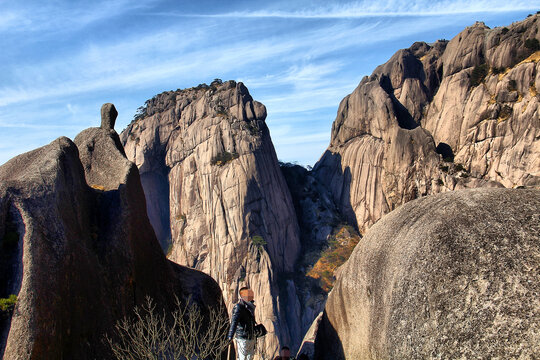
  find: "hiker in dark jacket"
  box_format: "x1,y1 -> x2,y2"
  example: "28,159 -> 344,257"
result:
228,287 -> 257,360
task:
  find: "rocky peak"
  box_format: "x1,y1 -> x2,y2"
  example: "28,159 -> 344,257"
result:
441,21 -> 489,77
315,14 -> 538,234
331,39 -> 450,147
122,83 -> 303,356
123,80 -> 267,173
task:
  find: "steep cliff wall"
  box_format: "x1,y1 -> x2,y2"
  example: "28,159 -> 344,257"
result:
314,15 -> 540,233
121,81 -> 303,355
312,188 -> 540,359
279,163 -> 346,342
0,105 -> 224,359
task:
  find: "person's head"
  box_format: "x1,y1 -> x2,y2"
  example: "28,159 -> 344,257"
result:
239,287 -> 254,302
280,346 -> 291,359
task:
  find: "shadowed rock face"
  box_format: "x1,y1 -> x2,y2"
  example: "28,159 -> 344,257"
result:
313,188 -> 540,359
121,81 -> 302,355
314,15 -> 540,234
279,163 -> 346,344
100,103 -> 118,130
0,109 -> 224,359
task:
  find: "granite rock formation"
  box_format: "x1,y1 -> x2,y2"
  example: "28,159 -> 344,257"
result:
313,188 -> 540,359
100,103 -> 118,130
0,106 -> 224,359
314,15 -> 540,234
121,80 -> 302,355
279,163 -> 343,341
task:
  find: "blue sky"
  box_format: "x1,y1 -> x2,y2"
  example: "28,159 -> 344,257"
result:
1,1 -> 539,166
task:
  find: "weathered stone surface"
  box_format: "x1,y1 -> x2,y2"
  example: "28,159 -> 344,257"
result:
100,103 -> 118,130
297,312 -> 323,359
0,121 -> 224,358
279,164 -> 342,340
121,81 -> 302,356
313,188 -> 540,359
440,22 -> 488,77
314,14 -> 539,234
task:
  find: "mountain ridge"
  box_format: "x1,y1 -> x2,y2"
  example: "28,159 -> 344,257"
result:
313,13 -> 539,234
119,14 -> 539,356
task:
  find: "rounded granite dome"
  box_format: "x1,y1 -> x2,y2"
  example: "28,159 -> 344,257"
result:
315,188 -> 540,359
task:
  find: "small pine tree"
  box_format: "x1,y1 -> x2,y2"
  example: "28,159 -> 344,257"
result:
0,295 -> 17,312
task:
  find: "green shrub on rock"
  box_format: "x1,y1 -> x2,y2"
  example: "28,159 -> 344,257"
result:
251,235 -> 267,247
0,295 -> 17,312
525,38 -> 540,51
211,151 -> 239,166
470,64 -> 489,87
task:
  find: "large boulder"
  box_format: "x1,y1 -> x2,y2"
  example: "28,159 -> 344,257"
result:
0,107 -> 224,359
313,188 -> 540,359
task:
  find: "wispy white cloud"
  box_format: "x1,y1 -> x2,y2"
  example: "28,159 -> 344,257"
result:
156,0 -> 539,18
0,0 -> 158,34
1,1 -> 536,166
0,122 -> 79,130
0,100 -> 96,130
66,103 -> 78,116
0,12 -> 27,32
241,60 -> 357,116
0,15 -> 441,107
242,60 -> 346,88
0,29 -> 204,106
263,84 -> 354,114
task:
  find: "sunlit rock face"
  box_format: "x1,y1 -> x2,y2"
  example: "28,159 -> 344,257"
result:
0,107 -> 224,359
313,188 -> 540,359
121,80 -> 303,356
314,15 -> 540,235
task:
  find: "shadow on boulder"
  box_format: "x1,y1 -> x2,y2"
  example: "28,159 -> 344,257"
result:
313,311 -> 345,360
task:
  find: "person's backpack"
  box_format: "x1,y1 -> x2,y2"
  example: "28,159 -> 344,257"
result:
254,323 -> 267,338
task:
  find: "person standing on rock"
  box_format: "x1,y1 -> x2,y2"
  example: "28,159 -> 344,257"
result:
228,287 -> 258,360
